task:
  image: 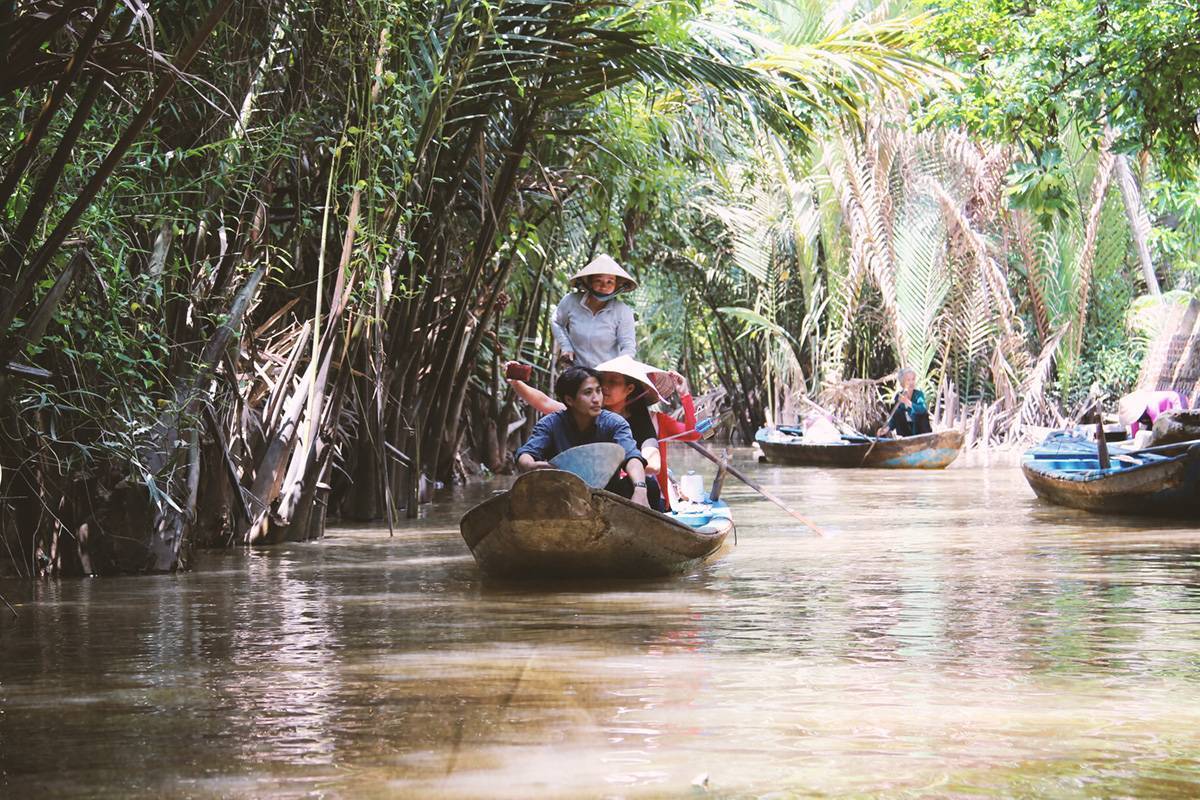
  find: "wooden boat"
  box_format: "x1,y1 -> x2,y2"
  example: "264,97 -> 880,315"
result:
1021,433 -> 1200,517
460,469 -> 733,579
755,427 -> 964,469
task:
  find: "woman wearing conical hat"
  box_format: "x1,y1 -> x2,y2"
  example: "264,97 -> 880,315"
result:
1117,388 -> 1184,447
551,254 -> 638,368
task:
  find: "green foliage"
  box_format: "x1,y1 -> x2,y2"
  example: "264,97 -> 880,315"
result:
922,0 -> 1200,179
892,195 -> 948,384
1005,149 -> 1075,227
5,0 -> 1196,572
1147,177 -> 1200,287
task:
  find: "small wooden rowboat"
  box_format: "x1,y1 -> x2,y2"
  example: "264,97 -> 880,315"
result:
1021,434 -> 1200,517
460,469 -> 733,578
755,428 -> 964,469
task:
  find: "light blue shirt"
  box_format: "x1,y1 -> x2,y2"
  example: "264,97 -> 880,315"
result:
550,292 -> 636,368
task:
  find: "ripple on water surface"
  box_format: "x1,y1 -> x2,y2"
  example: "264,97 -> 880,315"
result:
3,450 -> 1200,797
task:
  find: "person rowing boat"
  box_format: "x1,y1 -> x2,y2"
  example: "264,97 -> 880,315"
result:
876,367 -> 932,438
551,254 -> 638,368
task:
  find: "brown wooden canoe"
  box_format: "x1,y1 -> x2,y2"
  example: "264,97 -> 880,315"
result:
755,429 -> 964,469
460,469 -> 733,578
1021,435 -> 1200,516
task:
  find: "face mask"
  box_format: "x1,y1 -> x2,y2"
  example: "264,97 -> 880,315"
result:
590,289 -> 619,301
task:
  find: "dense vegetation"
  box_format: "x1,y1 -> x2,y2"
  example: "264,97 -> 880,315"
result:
2,0 -> 1196,576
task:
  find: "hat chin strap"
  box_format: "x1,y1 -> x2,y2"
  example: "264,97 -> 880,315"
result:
589,289 -> 620,302
628,386 -> 657,406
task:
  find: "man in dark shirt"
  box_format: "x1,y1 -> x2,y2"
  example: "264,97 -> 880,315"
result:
515,366 -> 651,508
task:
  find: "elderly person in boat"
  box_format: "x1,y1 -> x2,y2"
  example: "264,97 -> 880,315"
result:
515,366 -> 651,508
507,356 -> 696,512
551,254 -> 638,368
876,367 -> 932,438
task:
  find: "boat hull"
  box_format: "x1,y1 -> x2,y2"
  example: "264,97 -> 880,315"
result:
756,430 -> 964,469
1021,439 -> 1200,517
460,470 -> 733,578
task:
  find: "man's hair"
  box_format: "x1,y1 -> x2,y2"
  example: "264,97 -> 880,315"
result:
555,366 -> 601,401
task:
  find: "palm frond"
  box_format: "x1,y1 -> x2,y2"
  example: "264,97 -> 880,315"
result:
892,195 -> 947,380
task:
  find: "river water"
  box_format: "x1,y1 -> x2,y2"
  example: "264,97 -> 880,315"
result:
3,450 -> 1200,798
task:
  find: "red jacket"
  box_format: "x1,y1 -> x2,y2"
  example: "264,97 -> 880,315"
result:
653,394 -> 697,511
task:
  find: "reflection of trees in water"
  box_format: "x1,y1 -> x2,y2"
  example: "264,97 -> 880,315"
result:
681,464 -> 1200,682
225,553 -> 341,766
6,463 -> 1200,794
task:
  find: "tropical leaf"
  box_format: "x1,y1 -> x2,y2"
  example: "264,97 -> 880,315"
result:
717,305 -> 803,352
892,195 -> 947,381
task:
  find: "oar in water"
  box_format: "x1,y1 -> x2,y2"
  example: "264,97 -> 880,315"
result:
683,440 -> 826,537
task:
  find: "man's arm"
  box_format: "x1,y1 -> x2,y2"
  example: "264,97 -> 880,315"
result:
605,413 -> 645,465
517,453 -> 552,471
515,417 -> 556,471
624,456 -> 650,508
604,413 -> 650,507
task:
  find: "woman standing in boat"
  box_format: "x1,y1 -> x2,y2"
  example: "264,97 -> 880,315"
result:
877,367 -> 933,438
550,254 -> 638,368
506,355 -> 696,511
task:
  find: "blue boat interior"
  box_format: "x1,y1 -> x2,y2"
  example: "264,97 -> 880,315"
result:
668,499 -> 731,529
1025,457 -> 1129,474
1023,431 -> 1178,474
759,425 -> 873,444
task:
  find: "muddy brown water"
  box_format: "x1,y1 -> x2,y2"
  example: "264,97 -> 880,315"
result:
3,450 -> 1200,798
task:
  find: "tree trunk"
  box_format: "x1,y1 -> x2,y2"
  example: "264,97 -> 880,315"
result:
1114,154 -> 1160,295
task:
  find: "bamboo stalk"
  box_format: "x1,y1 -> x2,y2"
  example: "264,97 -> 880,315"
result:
0,0 -> 116,203
0,0 -> 236,352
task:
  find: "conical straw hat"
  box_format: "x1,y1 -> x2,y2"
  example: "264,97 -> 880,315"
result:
569,254 -> 638,292
594,355 -> 674,404
1117,390 -> 1152,427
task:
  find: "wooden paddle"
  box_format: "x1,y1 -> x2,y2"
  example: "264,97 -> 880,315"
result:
683,440 -> 826,537
1094,415 -> 1111,469
859,397 -> 906,465
658,418 -> 714,443
1114,436 -> 1200,457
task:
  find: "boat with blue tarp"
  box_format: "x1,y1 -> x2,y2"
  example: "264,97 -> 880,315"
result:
1021,431 -> 1200,517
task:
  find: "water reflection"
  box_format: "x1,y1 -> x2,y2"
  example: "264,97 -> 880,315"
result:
3,450 -> 1200,797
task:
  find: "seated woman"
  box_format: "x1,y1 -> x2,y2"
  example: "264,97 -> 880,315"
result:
507,356 -> 696,512
514,366 -> 651,508
876,367 -> 932,438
